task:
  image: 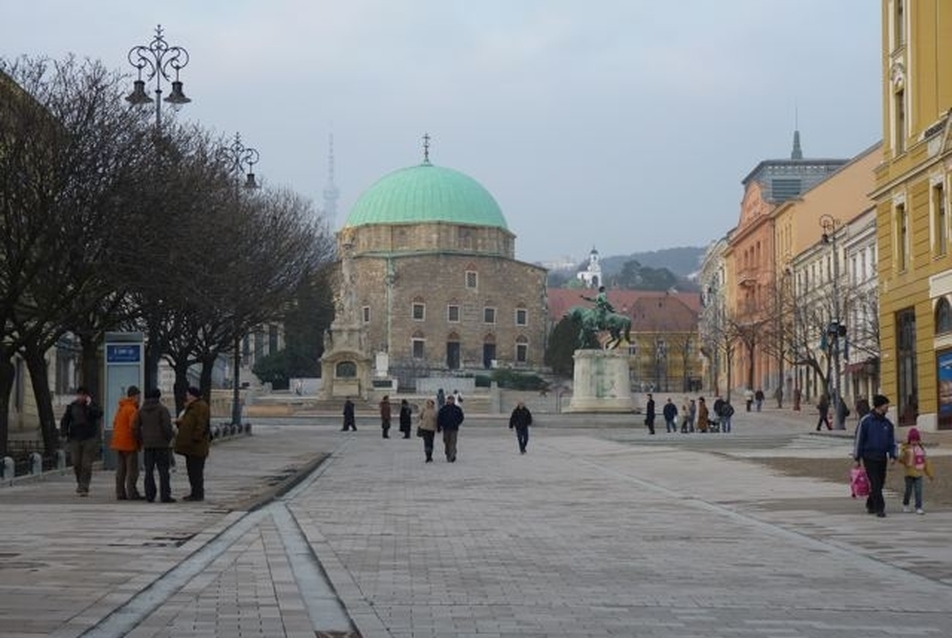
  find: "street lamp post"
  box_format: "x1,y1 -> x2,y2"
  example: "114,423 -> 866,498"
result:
125,24 -> 191,130
125,25 -> 192,392
820,214 -> 846,430
218,133 -> 260,426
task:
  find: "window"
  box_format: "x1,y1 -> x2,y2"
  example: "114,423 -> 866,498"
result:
936,298 -> 952,334
895,89 -> 906,154
465,271 -> 477,289
412,333 -> 425,359
457,227 -> 474,250
897,203 -> 909,271
515,308 -> 528,326
896,307 -> 918,425
483,307 -> 496,324
894,0 -> 905,49
412,302 -> 425,321
934,182 -> 947,256
515,336 -> 528,364
446,333 -> 461,370
335,361 -> 357,378
362,306 -> 371,323
447,304 -> 460,322
860,251 -> 867,282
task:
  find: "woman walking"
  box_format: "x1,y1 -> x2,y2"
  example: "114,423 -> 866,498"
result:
379,395 -> 391,439
419,398 -> 437,462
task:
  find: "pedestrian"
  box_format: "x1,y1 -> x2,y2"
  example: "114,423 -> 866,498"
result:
134,388 -> 175,503
898,427 -> 934,514
174,386 -> 211,502
712,395 -> 724,432
755,388 -> 765,412
418,398 -> 438,463
816,394 -> 831,431
696,397 -> 709,433
341,397 -> 356,431
453,389 -> 464,405
379,395 -> 391,438
719,400 -> 735,433
774,386 -> 784,409
110,385 -> 143,501
436,388 -> 446,409
437,394 -> 464,462
686,398 -> 697,433
644,393 -> 656,435
60,386 -> 104,497
835,397 -> 851,429
744,388 -> 754,412
853,394 -> 897,518
663,398 -> 678,433
509,401 -> 533,454
399,399 -> 413,439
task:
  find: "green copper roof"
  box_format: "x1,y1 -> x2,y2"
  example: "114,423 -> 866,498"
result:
345,162 -> 508,229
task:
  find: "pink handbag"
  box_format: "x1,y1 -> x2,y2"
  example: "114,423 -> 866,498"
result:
850,466 -> 870,498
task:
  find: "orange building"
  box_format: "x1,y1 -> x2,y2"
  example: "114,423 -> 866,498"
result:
723,134 -> 847,395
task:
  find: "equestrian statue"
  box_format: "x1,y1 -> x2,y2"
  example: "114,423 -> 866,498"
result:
565,286 -> 631,349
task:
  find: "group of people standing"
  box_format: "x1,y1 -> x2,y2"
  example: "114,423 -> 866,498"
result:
59,385 -> 211,502
643,394 -> 734,434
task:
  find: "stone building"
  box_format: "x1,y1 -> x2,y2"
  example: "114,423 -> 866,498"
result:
332,155 -> 548,388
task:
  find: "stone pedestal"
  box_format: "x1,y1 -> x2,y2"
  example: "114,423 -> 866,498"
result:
567,349 -> 633,413
319,323 -> 372,401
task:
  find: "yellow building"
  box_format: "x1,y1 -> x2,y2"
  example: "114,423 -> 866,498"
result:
873,0 -> 952,429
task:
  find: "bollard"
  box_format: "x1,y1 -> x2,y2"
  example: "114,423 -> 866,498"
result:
29,452 -> 43,475
1,456 -> 13,479
55,449 -> 66,470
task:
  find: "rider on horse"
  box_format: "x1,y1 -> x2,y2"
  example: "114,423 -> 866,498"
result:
580,285 -> 615,328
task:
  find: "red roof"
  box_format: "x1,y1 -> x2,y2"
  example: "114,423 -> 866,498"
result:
547,288 -> 701,329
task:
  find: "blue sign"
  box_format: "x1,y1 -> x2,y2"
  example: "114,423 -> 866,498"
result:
106,344 -> 141,363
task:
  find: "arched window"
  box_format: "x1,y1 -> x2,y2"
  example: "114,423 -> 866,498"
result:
335,361 -> 357,378
936,297 -> 952,334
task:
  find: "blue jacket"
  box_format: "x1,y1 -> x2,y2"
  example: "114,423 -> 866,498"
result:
662,403 -> 677,421
437,404 -> 464,431
853,411 -> 897,461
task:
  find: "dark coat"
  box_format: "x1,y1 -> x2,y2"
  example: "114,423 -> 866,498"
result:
174,399 -> 210,458
509,406 -> 533,429
854,411 -> 897,461
662,402 -> 677,421
645,398 -> 656,425
60,400 -> 104,441
399,403 -> 413,432
343,399 -> 355,426
437,403 -> 464,431
134,398 -> 174,449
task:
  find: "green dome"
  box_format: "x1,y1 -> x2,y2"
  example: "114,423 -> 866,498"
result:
345,162 -> 508,229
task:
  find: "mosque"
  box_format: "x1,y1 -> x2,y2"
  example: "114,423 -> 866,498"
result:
323,140 -> 548,392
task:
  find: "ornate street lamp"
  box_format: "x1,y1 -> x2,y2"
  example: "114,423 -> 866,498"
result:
218,132 -> 260,426
820,213 -> 846,430
125,24 -> 191,129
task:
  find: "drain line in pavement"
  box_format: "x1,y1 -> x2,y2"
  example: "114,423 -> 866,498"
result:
79,437 -> 355,638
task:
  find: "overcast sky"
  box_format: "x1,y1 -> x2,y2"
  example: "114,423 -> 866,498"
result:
1,1 -> 881,264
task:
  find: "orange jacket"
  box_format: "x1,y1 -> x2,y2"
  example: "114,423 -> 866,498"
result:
110,397 -> 140,452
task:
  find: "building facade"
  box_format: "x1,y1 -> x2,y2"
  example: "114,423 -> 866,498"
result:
874,0 -> 952,429
336,158 -> 548,388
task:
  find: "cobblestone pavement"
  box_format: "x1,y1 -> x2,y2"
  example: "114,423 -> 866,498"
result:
2,415 -> 951,637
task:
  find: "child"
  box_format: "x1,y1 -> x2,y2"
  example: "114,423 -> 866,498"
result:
898,427 -> 934,514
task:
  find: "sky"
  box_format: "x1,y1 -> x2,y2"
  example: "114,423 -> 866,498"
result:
0,1 -> 882,265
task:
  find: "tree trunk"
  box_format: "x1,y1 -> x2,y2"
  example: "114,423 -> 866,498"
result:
144,322 -> 164,392
172,358 -> 190,415
199,355 -> 216,404
23,344 -> 60,455
0,356 -> 17,458
79,332 -> 102,399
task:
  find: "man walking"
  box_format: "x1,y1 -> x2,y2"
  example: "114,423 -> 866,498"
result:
854,394 -> 897,517
135,388 -> 175,503
110,386 -> 142,500
60,386 -> 103,497
342,397 -> 356,431
644,393 -> 656,435
663,398 -> 678,433
509,401 -> 533,454
437,394 -> 464,462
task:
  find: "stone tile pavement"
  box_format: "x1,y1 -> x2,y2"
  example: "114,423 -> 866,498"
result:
2,416 -> 951,637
